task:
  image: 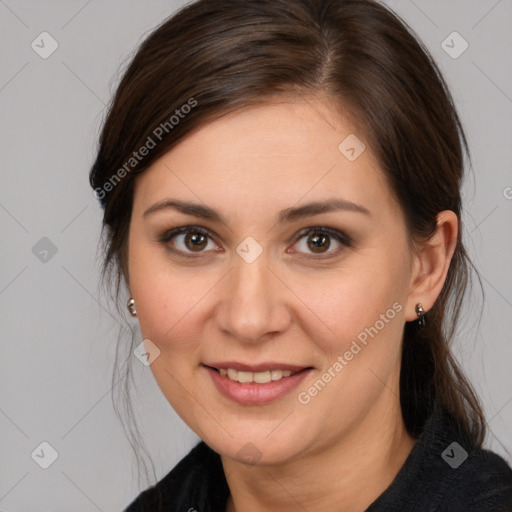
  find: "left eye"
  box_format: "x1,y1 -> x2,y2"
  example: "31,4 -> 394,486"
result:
291,227 -> 350,258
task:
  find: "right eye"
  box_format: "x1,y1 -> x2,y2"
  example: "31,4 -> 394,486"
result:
160,225 -> 220,258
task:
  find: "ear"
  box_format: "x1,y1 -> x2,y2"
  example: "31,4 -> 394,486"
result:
405,210 -> 458,322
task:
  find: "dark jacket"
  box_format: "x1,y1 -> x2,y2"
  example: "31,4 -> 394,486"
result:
124,401 -> 512,511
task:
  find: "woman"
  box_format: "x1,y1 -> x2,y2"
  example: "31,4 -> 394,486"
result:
89,0 -> 512,510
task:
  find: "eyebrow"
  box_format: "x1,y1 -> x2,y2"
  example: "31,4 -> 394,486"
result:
143,198 -> 371,224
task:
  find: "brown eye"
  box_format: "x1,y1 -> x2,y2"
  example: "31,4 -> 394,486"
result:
160,226 -> 217,257
307,233 -> 331,253
184,231 -> 208,251
292,227 -> 351,258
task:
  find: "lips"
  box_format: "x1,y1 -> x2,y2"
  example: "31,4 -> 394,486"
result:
203,362 -> 313,404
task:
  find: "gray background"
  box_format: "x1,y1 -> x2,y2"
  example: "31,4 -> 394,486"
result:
0,0 -> 511,510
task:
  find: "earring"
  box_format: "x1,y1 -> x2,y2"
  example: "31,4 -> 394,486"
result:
415,303 -> 425,326
127,298 -> 137,317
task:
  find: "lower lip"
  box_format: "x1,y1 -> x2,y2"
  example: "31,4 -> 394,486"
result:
204,366 -> 312,405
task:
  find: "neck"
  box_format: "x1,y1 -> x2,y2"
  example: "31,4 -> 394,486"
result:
222,394 -> 416,512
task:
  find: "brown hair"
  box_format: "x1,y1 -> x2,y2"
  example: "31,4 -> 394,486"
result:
90,0 -> 485,486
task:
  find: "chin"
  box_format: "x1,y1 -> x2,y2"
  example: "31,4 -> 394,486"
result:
200,424 -> 310,467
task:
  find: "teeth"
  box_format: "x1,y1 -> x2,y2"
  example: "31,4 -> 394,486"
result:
237,371 -> 253,383
218,368 -> 296,383
271,369 -> 282,381
254,371 -> 271,383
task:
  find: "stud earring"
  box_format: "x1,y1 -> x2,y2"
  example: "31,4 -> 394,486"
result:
127,298 -> 137,317
415,303 -> 425,326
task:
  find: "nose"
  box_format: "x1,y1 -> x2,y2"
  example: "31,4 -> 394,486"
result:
215,251 -> 292,344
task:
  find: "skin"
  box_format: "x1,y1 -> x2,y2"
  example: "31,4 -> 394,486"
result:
127,96 -> 458,512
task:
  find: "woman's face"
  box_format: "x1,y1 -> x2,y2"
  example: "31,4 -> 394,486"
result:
128,97 -> 419,465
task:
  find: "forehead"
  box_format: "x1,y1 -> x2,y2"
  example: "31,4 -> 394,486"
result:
133,98 -> 399,224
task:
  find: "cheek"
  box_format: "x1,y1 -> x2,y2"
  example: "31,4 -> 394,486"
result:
291,258 -> 407,354
130,266 -> 215,353
293,268 -> 407,417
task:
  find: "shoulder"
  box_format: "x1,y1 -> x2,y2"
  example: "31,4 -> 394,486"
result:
123,441 -> 229,512
401,443 -> 511,512
427,407 -> 512,511
367,402 -> 512,512
442,446 -> 512,511
416,408 -> 512,512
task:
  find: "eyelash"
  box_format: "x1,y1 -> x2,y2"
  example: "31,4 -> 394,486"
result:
159,225 -> 353,260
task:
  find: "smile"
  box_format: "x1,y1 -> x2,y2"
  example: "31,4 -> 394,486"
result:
203,363 -> 313,405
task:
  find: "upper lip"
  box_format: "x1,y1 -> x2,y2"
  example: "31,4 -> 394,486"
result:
204,362 -> 311,372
